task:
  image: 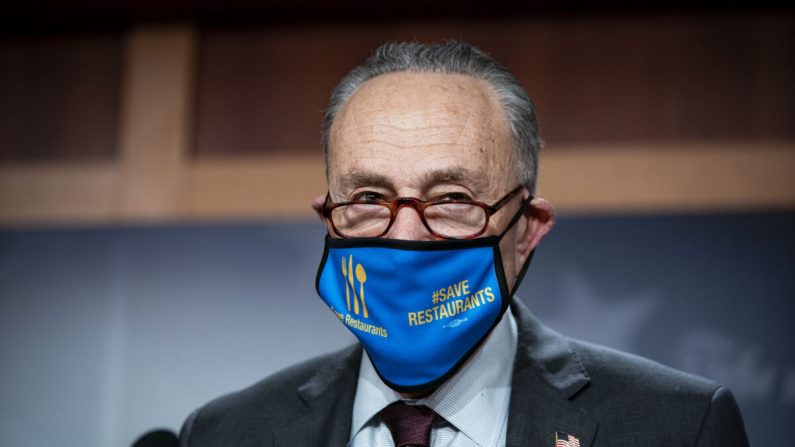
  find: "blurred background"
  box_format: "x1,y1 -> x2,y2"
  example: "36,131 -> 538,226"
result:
1,1 -> 793,446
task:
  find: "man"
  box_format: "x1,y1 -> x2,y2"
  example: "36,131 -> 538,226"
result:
179,41 -> 748,446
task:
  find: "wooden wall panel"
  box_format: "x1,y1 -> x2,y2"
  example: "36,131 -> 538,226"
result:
116,25 -> 196,220
0,34 -> 123,161
0,162 -> 116,222
193,12 -> 795,157
194,26 -> 378,155
182,142 -> 795,220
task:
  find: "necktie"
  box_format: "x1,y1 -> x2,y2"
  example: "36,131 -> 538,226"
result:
379,402 -> 438,447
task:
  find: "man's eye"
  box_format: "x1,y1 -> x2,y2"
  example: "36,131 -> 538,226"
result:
353,191 -> 384,202
437,192 -> 472,202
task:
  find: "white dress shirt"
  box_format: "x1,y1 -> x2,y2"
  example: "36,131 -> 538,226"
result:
349,309 -> 518,447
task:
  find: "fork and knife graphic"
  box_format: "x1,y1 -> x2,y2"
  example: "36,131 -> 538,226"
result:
341,256 -> 368,318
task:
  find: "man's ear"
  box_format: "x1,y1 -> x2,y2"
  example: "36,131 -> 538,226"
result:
311,194 -> 326,222
515,197 -> 555,266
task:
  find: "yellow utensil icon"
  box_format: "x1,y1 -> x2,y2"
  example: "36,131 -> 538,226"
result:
356,263 -> 368,318
348,256 -> 359,315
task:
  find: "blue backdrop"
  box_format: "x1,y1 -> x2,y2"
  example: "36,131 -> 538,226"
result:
1,211 -> 792,446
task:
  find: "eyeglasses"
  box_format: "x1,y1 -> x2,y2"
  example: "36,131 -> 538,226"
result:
323,186 -> 528,239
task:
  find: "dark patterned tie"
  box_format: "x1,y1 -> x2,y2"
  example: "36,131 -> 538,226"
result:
379,402 -> 438,447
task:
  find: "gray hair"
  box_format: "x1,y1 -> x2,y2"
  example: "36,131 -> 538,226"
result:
321,40 -> 542,194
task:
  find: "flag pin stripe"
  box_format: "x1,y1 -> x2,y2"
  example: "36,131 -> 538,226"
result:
555,431 -> 581,447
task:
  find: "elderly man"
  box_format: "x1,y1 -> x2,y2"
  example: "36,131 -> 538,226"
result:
178,41 -> 748,446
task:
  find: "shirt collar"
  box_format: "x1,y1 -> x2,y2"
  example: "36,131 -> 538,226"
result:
350,309 -> 518,446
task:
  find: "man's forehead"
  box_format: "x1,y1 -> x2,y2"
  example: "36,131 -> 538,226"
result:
334,71 -> 503,125
328,73 -> 504,154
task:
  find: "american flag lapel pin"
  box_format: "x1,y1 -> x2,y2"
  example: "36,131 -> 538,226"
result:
555,431 -> 581,447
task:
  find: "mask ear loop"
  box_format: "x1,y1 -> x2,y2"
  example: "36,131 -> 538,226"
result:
510,249 -> 535,296
496,194 -> 536,296
498,194 -> 533,239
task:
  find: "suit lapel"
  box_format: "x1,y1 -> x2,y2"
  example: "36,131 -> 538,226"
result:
506,299 -> 598,446
272,345 -> 362,447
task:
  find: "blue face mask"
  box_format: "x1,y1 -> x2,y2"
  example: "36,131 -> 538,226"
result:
315,205 -> 533,393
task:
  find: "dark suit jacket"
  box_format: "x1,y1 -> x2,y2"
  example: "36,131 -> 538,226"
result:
179,299 -> 749,446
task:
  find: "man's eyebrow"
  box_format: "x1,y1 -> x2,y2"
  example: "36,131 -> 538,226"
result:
422,166 -> 489,195
340,167 -> 487,193
420,167 -> 471,186
341,171 -> 393,189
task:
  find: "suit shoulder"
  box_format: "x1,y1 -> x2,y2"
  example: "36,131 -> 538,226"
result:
569,339 -> 718,397
567,340 -> 748,444
180,344 -> 360,444
199,344 -> 358,415
513,298 -> 720,399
